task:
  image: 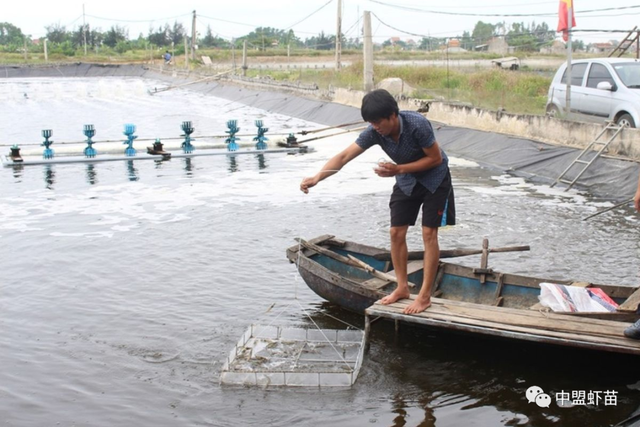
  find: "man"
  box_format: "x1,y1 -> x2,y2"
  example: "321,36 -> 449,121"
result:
300,89 -> 455,314
163,51 -> 172,65
623,171 -> 640,339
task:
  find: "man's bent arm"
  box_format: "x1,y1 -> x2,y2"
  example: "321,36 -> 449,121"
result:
396,142 -> 443,174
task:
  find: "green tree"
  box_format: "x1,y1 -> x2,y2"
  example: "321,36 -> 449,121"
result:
304,31 -> 333,50
239,27 -> 299,50
508,22 -> 537,51
70,25 -> 103,49
418,37 -> 442,51
114,40 -> 131,54
471,21 -> 495,45
460,31 -> 474,50
45,23 -> 69,44
169,21 -> 186,46
200,26 -> 228,48
573,39 -> 585,51
103,25 -> 127,48
345,37 -> 361,49
507,21 -> 554,52
0,22 -> 24,45
148,24 -> 170,47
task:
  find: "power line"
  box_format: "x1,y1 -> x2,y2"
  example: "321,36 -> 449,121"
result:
284,0 -> 334,30
365,0 -> 557,9
198,14 -> 257,28
366,0 -> 640,18
371,12 -> 428,38
84,13 -> 190,24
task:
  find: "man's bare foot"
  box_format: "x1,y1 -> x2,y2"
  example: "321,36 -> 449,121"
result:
379,287 -> 410,305
403,297 -> 431,314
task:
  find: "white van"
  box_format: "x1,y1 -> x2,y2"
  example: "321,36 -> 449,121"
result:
546,58 -> 640,127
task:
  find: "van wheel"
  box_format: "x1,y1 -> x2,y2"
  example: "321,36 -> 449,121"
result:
616,114 -> 636,128
546,105 -> 560,117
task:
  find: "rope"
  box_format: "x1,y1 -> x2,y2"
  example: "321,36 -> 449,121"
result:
254,167 -> 367,372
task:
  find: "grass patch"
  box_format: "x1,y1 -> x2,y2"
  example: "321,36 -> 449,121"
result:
0,49 -> 554,115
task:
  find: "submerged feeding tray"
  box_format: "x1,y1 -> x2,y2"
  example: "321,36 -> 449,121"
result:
220,325 -> 365,387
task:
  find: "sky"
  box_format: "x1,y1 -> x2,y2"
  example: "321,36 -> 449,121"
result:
5,0 -> 640,44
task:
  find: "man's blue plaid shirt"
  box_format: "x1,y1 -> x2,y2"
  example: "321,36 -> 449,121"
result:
355,111 -> 449,196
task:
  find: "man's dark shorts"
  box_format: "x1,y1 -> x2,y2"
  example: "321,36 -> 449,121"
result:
389,172 -> 455,228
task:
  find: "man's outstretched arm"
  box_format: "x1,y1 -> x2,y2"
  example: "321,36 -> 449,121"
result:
300,143 -> 365,193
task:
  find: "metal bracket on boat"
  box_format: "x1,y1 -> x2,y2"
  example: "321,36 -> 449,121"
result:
476,238 -> 490,283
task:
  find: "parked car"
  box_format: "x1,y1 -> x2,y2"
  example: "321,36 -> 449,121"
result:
546,58 -> 640,127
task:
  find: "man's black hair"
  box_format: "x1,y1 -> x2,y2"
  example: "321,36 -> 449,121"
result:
361,89 -> 399,122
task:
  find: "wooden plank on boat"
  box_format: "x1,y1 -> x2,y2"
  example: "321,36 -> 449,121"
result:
326,237 -> 347,247
295,238 -> 360,267
571,281 -> 591,287
618,287 -> 640,312
493,273 -> 504,305
372,245 -> 531,261
366,296 -> 640,355
380,296 -> 632,340
479,238 -> 489,284
437,297 -> 624,335
347,255 -> 417,288
362,260 -> 423,291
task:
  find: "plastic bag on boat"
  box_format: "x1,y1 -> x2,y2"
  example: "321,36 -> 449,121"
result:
538,283 -> 619,313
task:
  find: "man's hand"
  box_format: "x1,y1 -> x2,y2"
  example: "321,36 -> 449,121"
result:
635,188 -> 640,212
300,176 -> 319,194
374,162 -> 399,178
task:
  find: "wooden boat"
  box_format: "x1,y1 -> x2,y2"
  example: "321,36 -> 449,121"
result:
286,235 -> 640,356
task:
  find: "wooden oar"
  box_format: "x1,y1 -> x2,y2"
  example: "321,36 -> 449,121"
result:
295,238 -> 414,287
346,255 -> 415,288
295,238 -> 362,268
372,245 -> 530,261
150,69 -> 234,94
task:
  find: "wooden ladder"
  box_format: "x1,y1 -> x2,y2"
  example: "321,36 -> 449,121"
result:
609,27 -> 639,58
550,122 -> 625,191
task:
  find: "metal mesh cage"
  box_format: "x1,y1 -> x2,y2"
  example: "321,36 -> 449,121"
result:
220,325 -> 365,387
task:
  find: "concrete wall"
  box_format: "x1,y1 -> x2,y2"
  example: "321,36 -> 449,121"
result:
332,87 -> 640,161
425,103 -> 640,160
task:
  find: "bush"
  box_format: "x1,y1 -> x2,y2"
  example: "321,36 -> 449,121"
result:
114,41 -> 130,54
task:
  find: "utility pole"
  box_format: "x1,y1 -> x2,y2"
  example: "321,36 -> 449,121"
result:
82,4 -> 87,56
191,10 -> 197,61
242,40 -> 248,77
335,0 -> 342,70
44,39 -> 48,62
232,38 -> 236,71
565,4 -> 573,116
363,11 -> 373,92
184,36 -> 188,69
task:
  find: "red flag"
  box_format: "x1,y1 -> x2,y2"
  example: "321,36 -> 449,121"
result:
558,0 -> 576,42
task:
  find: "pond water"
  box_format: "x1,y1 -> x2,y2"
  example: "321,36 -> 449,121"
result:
1,77 -> 639,427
